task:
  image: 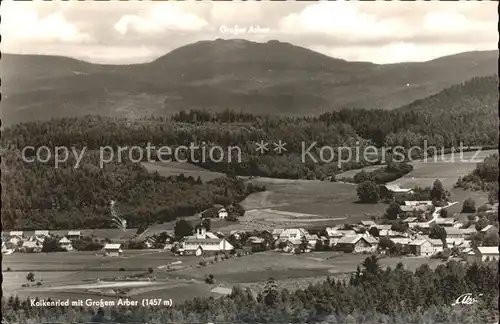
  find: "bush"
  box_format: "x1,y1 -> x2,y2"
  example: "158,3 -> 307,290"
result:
6,267 -> 12,272
148,267 -> 154,274
119,268 -> 126,271
36,281 -> 42,286
199,260 -> 207,266
205,274 -> 215,284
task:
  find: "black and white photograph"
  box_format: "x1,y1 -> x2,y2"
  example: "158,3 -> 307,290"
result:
1,1 -> 499,323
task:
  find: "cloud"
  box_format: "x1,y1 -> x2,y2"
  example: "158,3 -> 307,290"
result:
0,2 -> 91,45
0,1 -> 496,64
113,3 -> 208,36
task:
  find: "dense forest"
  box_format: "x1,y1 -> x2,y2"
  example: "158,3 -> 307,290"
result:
2,257 -> 498,323
0,149 -> 264,230
456,153 -> 499,204
1,76 -> 497,229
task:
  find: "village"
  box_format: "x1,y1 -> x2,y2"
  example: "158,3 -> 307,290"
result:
3,189 -> 499,266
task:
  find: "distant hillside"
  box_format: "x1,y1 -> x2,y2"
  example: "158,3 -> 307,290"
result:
1,39 -> 498,125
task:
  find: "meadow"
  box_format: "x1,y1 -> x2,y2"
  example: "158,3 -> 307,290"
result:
3,249 -> 443,305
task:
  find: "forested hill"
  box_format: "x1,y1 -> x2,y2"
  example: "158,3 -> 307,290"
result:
1,76 -> 498,230
1,41 -> 497,125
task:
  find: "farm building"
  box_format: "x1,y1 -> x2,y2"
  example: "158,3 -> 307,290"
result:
444,228 -> 465,239
379,184 -> 413,200
8,235 -> 23,246
335,235 -> 377,253
67,231 -> 83,240
429,239 -> 444,254
468,247 -> 499,263
9,231 -> 24,238
278,228 -> 309,241
409,240 -> 433,256
59,237 -> 74,251
271,228 -> 284,240
103,243 -> 123,257
180,226 -> 234,256
21,240 -> 42,253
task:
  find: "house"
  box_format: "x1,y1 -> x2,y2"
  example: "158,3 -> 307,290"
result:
180,225 -> 234,256
480,225 -> 498,234
444,228 -> 465,239
67,231 -> 82,240
402,217 -> 417,223
390,238 -> 412,247
34,230 -> 50,237
271,228 -> 284,240
409,240 -> 433,256
9,231 -> 24,238
400,205 -> 428,217
230,230 -> 246,240
279,228 -> 309,240
247,236 -> 265,245
103,243 -> 123,257
59,237 -> 74,251
360,221 -> 376,228
435,218 -> 456,227
404,201 -> 432,207
335,235 -> 377,253
218,208 -> 229,219
9,235 -> 23,246
337,229 -> 357,237
460,227 -> 478,236
428,239 -> 444,254
373,224 -> 392,231
469,247 -> 499,263
380,184 -> 413,200
325,227 -> 343,246
21,240 -> 42,253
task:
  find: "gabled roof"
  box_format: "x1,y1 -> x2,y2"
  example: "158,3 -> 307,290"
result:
67,230 -> 82,236
9,231 -> 24,237
360,221 -> 376,227
409,239 -> 429,246
104,243 -> 122,250
336,235 -> 375,245
34,230 -> 50,236
402,217 -> 417,223
271,228 -> 284,235
444,228 -> 465,235
59,237 -> 72,244
477,246 -> 499,255
428,239 -> 444,246
374,225 -> 392,230
481,225 -> 497,232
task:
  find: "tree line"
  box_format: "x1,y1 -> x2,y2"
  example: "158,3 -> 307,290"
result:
2,257 -> 498,323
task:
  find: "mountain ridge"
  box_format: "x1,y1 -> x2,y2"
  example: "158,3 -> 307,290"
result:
1,39 -> 498,125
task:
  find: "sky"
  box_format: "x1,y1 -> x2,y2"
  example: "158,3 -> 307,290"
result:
1,1 -> 497,64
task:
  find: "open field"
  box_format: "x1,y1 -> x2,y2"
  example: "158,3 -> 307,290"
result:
215,179 -> 386,232
388,149 -> 497,189
3,249 -> 444,304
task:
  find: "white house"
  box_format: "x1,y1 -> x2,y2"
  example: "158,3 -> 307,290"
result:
335,235 -> 377,253
59,237 -> 74,251
34,230 -> 50,237
218,208 -> 229,219
103,243 -> 123,257
67,231 -> 83,240
360,221 -> 376,228
180,226 -> 234,256
428,239 -> 444,254
469,247 -> 499,263
279,228 -> 309,241
409,239 -> 433,256
405,201 -> 432,207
